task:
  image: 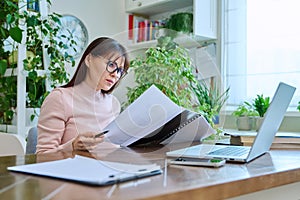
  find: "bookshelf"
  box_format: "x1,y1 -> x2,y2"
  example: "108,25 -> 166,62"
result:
125,0 -> 217,49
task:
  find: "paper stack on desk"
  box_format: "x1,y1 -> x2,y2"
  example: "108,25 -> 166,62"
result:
7,155 -> 162,186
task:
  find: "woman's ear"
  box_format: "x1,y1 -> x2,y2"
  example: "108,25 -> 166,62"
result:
84,54 -> 91,68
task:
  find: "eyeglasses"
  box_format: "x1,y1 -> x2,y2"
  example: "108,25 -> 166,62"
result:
98,56 -> 127,79
106,60 -> 127,79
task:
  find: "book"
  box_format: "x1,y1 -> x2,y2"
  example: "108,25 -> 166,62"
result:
105,85 -> 215,147
7,155 -> 162,186
128,14 -> 134,40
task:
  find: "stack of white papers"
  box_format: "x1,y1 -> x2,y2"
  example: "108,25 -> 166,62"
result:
7,155 -> 162,186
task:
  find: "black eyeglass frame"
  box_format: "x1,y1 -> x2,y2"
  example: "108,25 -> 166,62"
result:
105,60 -> 127,79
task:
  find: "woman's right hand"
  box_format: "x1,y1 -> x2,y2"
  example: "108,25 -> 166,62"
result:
72,132 -> 104,151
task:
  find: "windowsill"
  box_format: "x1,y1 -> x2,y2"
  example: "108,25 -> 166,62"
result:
219,111 -> 300,132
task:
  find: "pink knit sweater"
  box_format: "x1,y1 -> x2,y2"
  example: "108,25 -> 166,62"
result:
36,82 -> 120,154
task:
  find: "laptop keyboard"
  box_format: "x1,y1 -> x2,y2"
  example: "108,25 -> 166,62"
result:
208,146 -> 249,157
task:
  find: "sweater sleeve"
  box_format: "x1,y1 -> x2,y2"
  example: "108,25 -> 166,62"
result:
36,89 -> 73,154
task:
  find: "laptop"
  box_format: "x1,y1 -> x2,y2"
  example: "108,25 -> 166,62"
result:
166,82 -> 296,163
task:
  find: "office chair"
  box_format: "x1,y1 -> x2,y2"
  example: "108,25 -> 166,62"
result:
26,126 -> 38,154
0,132 -> 25,156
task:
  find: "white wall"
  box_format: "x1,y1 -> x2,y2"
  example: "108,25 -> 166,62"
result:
51,0 -> 126,41
50,0 -> 130,103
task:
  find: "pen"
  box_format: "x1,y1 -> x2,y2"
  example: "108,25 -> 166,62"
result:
94,130 -> 109,138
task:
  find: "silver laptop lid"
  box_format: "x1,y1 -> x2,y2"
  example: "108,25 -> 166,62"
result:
247,82 -> 296,162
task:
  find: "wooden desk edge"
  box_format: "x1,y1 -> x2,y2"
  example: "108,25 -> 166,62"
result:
141,168 -> 300,200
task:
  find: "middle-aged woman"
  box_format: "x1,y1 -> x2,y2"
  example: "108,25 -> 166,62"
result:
36,37 -> 130,154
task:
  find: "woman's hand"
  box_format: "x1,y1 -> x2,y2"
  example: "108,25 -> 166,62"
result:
72,132 -> 104,151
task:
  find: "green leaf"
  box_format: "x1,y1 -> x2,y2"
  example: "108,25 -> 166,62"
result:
0,27 -> 9,39
9,26 -> 23,43
0,60 -> 8,76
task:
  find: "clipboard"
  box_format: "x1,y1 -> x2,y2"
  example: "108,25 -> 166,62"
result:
7,155 -> 162,186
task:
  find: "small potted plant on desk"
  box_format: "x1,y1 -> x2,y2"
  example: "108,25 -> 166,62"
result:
232,101 -> 258,131
252,94 -> 270,131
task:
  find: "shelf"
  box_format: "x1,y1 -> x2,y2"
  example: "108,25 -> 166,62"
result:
127,34 -> 217,51
126,0 -> 217,46
3,68 -> 47,77
125,0 -> 193,16
0,125 -> 17,134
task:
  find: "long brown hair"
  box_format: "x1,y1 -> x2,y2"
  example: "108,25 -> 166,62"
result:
61,37 -> 130,94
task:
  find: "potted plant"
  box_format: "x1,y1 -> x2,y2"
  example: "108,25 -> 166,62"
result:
252,94 -> 270,130
297,101 -> 300,112
164,12 -> 193,38
232,101 -> 258,131
124,36 -> 198,112
192,80 -> 229,126
125,36 -> 229,142
0,0 -> 76,129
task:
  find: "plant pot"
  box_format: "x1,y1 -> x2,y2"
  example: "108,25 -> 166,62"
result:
255,117 -> 264,131
236,116 -> 254,131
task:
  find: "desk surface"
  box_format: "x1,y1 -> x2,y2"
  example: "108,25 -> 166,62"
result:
0,144 -> 300,200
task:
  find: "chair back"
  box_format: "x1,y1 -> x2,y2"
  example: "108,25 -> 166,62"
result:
26,127 -> 38,154
0,133 -> 25,156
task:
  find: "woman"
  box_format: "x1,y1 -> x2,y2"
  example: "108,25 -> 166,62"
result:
36,37 -> 130,154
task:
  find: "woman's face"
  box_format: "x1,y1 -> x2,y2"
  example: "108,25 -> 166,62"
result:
84,53 -> 125,91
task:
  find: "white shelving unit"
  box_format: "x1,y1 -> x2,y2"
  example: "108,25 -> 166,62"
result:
0,0 -> 48,138
125,0 -> 217,49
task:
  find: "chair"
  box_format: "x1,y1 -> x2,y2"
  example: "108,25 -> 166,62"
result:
26,126 -> 38,154
0,132 -> 26,156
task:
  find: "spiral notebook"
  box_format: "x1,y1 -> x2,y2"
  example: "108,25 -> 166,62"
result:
105,85 -> 214,147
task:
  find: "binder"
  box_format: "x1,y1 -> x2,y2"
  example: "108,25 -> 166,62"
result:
105,85 -> 215,147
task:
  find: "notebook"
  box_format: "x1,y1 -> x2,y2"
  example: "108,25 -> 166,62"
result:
166,82 -> 296,163
7,155 -> 162,186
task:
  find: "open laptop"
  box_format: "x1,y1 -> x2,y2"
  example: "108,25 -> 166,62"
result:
166,82 -> 296,163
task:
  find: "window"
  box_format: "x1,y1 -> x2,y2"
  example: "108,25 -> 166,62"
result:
222,0 -> 300,111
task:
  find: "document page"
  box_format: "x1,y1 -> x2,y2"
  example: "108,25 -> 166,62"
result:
7,155 -> 162,186
105,85 -> 183,146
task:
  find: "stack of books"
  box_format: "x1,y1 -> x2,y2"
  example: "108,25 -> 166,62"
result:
225,129 -> 300,149
128,14 -> 166,44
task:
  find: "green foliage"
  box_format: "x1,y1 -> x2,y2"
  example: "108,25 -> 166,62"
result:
192,81 -> 230,124
164,12 -> 193,38
125,36 -> 230,132
0,0 -> 21,124
124,36 -> 198,111
0,76 -> 17,124
24,10 -> 76,89
252,94 -> 270,117
232,101 -> 258,117
0,0 -> 76,124
233,94 -> 271,118
297,101 -> 300,112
